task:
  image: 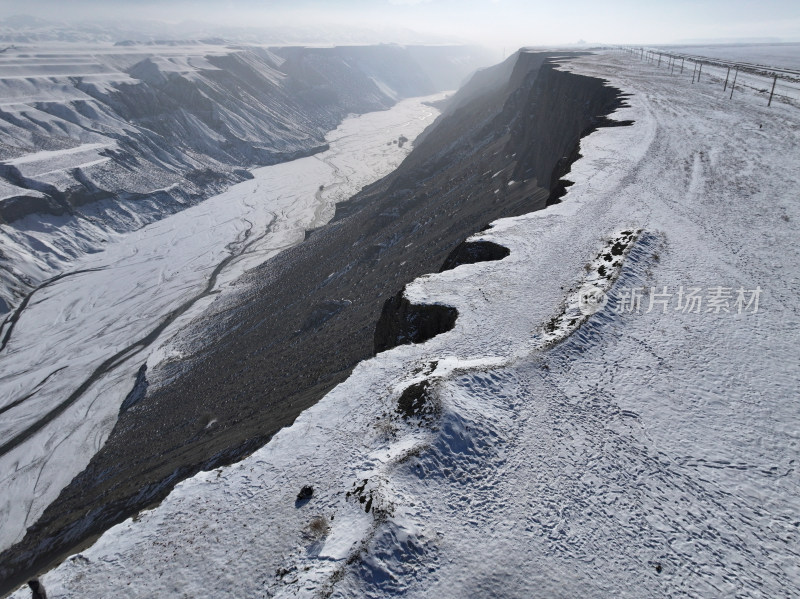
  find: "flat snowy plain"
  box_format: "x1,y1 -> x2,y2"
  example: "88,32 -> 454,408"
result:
8,49 -> 800,598
0,93 -> 444,553
655,42 -> 800,70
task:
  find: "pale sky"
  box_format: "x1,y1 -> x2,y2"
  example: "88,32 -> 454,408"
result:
2,0 -> 799,49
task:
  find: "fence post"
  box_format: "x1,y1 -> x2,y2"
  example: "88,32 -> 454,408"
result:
768,73 -> 777,106
723,67 -> 730,91
681,58 -> 684,73
729,67 -> 738,99
657,53 -> 662,67
692,61 -> 697,84
698,63 -> 702,82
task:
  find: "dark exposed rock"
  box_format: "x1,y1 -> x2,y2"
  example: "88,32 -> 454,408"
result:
396,379 -> 441,423
233,169 -> 255,180
0,164 -> 72,221
0,194 -> 67,223
27,579 -> 46,599
439,240 -> 510,272
374,290 -> 458,354
295,485 -> 315,508
119,365 -> 149,414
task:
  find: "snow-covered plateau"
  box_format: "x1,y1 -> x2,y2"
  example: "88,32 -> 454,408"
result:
631,46 -> 800,105
7,49 -> 797,598
0,93 -> 444,554
655,42 -> 800,71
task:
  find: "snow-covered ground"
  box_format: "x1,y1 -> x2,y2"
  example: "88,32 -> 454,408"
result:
625,48 -> 800,105
0,93 -> 444,553
655,42 -> 800,70
9,48 -> 800,598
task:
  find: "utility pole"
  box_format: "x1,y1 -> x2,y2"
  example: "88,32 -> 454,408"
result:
768,73 -> 778,106
729,67 -> 739,99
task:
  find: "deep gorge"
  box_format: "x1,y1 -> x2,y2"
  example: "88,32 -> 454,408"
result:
0,50 -> 633,594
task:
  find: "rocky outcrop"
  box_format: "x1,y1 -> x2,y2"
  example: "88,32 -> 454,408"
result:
27,579 -> 46,599
396,379 -> 441,423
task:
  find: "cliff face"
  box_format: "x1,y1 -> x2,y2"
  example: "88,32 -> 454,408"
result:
374,290 -> 459,354
374,240 -> 512,353
0,51 -> 631,594
0,44 -> 490,311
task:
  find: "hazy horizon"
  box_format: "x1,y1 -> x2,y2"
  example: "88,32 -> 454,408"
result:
1,0 -> 799,51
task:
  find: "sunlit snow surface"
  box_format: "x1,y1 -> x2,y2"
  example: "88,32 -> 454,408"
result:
0,94 -> 444,552
10,50 -> 800,598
